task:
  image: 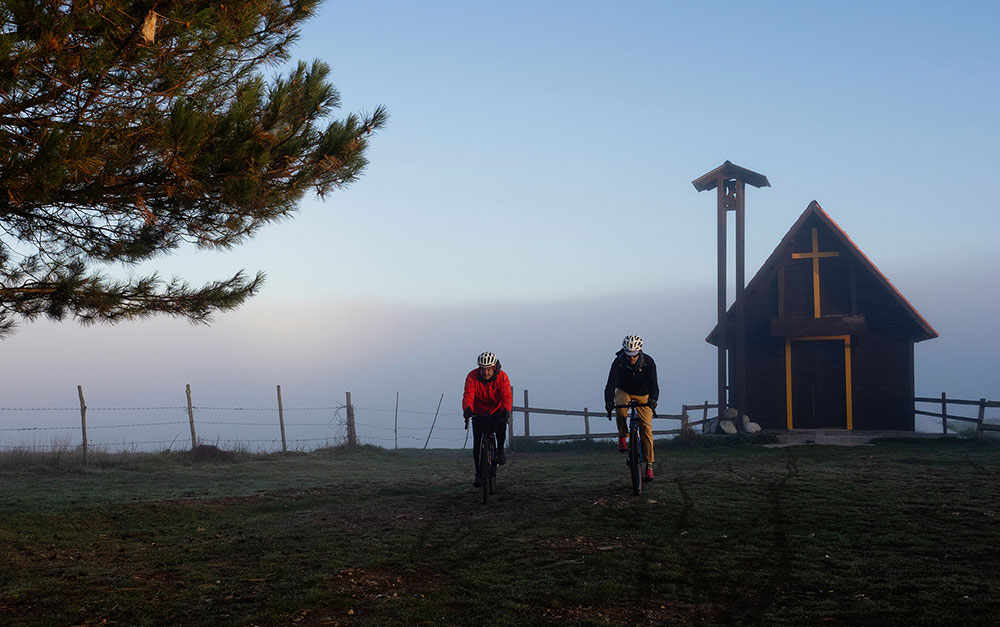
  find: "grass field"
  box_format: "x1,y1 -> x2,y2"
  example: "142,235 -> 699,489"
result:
2,437 -> 999,626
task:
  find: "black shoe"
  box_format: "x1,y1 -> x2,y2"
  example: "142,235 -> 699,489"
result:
473,477 -> 482,488
498,451 -> 507,465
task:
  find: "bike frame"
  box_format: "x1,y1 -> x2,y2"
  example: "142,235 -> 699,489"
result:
613,400 -> 655,496
471,414 -> 499,503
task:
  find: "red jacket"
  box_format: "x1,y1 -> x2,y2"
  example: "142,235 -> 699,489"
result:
462,366 -> 512,416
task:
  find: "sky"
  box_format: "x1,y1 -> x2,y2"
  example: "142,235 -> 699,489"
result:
2,1 -> 999,448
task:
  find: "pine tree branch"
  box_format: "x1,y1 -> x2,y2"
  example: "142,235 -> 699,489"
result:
0,0 -> 384,336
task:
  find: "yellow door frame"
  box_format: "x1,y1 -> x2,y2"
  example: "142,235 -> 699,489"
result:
785,335 -> 853,430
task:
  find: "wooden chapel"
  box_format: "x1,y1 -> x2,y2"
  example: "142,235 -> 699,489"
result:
707,201 -> 938,431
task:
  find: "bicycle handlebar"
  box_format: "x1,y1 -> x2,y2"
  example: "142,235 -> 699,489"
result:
465,412 -> 504,429
609,401 -> 658,419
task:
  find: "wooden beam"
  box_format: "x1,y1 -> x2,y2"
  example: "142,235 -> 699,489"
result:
691,161 -> 771,191
735,179 -> 747,429
778,266 -> 785,319
717,175 -> 728,414
914,409 -> 981,423
845,337 -> 853,430
770,315 -> 866,337
785,338 -> 793,430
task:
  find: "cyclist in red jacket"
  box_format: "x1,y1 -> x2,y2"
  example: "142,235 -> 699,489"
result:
463,351 -> 513,487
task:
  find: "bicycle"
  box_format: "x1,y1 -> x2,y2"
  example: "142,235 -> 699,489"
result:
611,400 -> 656,496
468,414 -> 499,504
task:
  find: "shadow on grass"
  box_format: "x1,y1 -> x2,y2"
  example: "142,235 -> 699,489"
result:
510,432 -> 779,454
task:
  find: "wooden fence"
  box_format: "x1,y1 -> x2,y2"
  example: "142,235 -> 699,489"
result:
509,392 -> 1000,443
509,390 -> 718,443
10,386 -> 997,456
915,394 -> 1000,435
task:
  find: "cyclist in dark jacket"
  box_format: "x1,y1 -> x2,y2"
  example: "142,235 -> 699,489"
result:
604,335 -> 659,482
463,351 -> 512,488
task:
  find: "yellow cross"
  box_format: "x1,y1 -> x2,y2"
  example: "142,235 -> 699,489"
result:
791,227 -> 839,318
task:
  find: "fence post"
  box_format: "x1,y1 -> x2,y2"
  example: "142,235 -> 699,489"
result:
681,405 -> 689,433
423,393 -> 444,449
77,385 -> 87,463
277,385 -> 287,453
508,384 -> 514,447
977,398 -> 987,436
702,401 -> 709,434
185,384 -> 197,449
940,392 -> 948,434
523,389 -> 530,438
394,391 -> 399,450
345,392 -> 357,446
584,407 -> 590,442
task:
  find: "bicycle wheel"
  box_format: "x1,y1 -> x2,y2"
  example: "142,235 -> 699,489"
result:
480,435 -> 494,504
628,418 -> 642,496
490,438 -> 500,494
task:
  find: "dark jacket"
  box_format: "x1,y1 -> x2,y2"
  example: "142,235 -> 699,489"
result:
604,349 -> 659,406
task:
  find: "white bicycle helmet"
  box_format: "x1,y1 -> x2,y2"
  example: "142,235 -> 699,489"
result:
622,335 -> 643,355
477,351 -> 498,368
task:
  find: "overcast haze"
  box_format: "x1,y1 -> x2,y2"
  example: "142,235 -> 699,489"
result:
2,1 -> 999,448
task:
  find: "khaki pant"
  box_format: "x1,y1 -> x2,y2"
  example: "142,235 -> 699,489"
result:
614,389 -> 654,464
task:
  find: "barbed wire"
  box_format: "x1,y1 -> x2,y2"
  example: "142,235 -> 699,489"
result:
355,405 -> 462,417
191,406 -> 341,412
354,421 -> 463,432
0,425 -> 79,432
196,438 -> 337,444
0,405 -> 342,412
361,433 -> 467,445
92,440 -> 178,446
88,407 -> 189,411
0,397 -> 567,451
0,421 -> 338,431
0,440 -> 177,449
195,421 -> 334,427
90,421 -> 189,429
0,437 -> 344,451
0,406 -> 186,411
354,422 -> 395,431
2,420 -> 461,435
3,404 -> 463,417
0,437 -> 468,451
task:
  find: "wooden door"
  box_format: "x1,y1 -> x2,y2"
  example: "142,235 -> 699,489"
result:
788,338 -> 849,429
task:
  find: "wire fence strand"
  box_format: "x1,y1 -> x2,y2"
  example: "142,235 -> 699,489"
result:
0,397 -> 464,452
0,393 -> 652,452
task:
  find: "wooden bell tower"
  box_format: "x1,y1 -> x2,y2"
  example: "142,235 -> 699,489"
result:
692,161 -> 770,426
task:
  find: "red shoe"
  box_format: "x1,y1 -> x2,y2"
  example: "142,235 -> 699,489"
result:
617,437 -> 627,452
644,466 -> 654,482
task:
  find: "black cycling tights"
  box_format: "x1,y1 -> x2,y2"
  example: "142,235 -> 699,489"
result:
472,415 -> 507,473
